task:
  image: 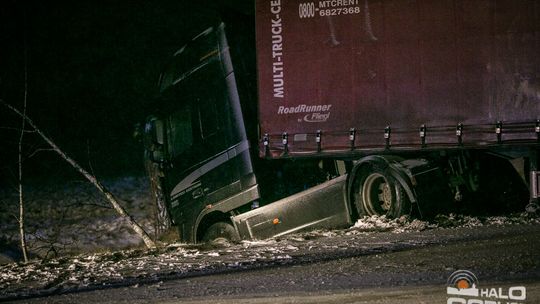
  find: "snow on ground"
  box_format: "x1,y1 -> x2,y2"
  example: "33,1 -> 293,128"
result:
1,212 -> 539,301
348,213 -> 540,234
350,215 -> 435,233
0,239 -> 303,299
0,176 -> 155,262
1,176 -> 540,300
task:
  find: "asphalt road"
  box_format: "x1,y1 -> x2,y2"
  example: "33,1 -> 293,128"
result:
11,223 -> 540,304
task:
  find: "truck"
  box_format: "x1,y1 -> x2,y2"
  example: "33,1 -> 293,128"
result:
142,0 -> 540,243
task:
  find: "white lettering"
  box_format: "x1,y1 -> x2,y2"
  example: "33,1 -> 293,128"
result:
273,62 -> 283,72
509,286 -> 526,301
497,288 -> 508,299
447,298 -> 466,304
270,4 -> 281,14
270,0 -> 284,99
306,112 -> 330,122
277,104 -> 332,115
271,19 -> 282,33
319,0 -> 358,8
273,80 -> 284,98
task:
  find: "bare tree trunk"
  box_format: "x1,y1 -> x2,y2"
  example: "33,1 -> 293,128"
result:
18,83 -> 29,263
18,143 -> 28,262
18,25 -> 29,263
145,159 -> 171,239
2,101 -> 156,249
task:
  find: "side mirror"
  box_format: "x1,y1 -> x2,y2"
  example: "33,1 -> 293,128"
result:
152,119 -> 165,146
144,117 -> 166,163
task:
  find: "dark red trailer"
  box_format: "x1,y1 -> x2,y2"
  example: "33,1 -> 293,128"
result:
256,0 -> 540,157
143,1 -> 539,243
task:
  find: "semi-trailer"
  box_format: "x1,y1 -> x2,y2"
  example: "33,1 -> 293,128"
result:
142,0 -> 539,242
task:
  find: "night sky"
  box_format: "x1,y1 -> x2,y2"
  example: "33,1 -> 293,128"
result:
1,1 -> 251,184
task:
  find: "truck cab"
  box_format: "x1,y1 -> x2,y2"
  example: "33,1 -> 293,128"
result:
144,24 -> 260,242
143,20 -> 354,242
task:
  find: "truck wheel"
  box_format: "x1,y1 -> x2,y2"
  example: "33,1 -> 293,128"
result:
201,222 -> 240,243
353,162 -> 410,218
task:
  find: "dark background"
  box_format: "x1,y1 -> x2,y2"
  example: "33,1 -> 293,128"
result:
0,1 -> 253,185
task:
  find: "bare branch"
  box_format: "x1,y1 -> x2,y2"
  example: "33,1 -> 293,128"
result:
86,139 -> 97,179
18,29 -> 29,262
0,126 -> 36,133
9,212 -> 20,224
0,99 -> 156,249
26,148 -> 55,159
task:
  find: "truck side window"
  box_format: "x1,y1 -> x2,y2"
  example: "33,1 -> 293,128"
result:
197,95 -> 220,140
168,108 -> 194,158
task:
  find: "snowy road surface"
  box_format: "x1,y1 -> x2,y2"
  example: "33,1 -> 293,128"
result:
2,215 -> 540,303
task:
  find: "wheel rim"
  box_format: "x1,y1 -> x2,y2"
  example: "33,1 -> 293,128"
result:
361,172 -> 392,215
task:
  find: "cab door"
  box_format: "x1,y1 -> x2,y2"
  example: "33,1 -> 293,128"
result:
154,24 -> 258,242
161,68 -> 234,224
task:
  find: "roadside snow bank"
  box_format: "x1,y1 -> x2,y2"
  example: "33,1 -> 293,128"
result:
351,215 -> 435,233
348,213 -> 540,234
433,212 -> 540,227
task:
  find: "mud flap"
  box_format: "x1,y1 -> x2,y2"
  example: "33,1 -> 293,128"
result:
393,159 -> 453,219
531,171 -> 540,201
530,149 -> 540,205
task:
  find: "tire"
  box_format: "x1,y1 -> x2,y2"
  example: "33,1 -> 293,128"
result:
352,161 -> 411,218
201,222 -> 240,243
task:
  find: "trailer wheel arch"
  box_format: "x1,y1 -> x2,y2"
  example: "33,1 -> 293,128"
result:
347,155 -> 416,219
